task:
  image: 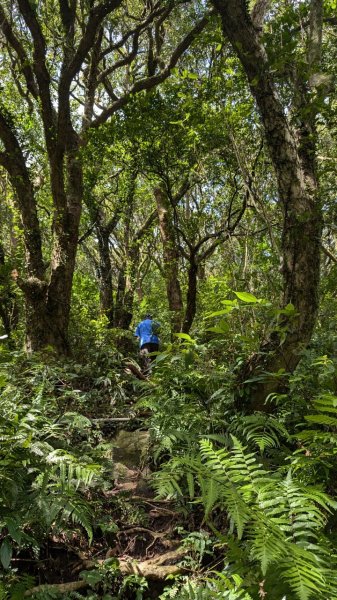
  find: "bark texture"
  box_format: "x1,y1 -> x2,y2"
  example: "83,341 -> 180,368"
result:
211,0 -> 323,409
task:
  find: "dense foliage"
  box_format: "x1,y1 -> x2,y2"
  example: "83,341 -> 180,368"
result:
1,0 -> 337,598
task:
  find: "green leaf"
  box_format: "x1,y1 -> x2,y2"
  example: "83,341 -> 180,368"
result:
0,539 -> 12,569
174,333 -> 195,343
233,291 -> 259,303
206,324 -> 229,334
305,414 -> 337,426
80,568 -> 104,587
205,308 -> 233,318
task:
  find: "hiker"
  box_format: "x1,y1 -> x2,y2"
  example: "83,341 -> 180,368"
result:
134,313 -> 160,372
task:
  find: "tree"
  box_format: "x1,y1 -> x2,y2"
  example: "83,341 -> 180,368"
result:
0,0 -> 211,353
211,0 -> 326,409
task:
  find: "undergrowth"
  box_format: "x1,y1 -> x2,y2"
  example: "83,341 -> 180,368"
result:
1,331 -> 337,599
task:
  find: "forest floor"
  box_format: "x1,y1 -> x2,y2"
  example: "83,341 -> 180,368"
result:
20,416 -> 191,598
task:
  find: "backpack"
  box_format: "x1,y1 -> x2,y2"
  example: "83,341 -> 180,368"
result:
151,320 -> 161,337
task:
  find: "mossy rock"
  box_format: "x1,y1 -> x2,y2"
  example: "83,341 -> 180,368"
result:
112,429 -> 149,468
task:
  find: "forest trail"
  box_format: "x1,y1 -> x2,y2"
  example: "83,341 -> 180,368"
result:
24,422 -> 188,598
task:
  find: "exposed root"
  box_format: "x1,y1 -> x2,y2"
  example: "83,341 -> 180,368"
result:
25,580 -> 88,596
25,548 -> 187,596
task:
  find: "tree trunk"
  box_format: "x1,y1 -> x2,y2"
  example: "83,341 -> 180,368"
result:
182,256 -> 198,334
26,149 -> 82,353
0,243 -> 18,338
212,0 -> 323,410
96,224 -> 114,327
114,267 -> 127,328
119,244 -> 140,329
154,187 -> 183,335
114,246 -> 139,330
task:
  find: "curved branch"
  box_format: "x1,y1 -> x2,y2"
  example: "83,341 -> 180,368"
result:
0,6 -> 38,98
90,12 -> 214,128
0,109 -> 45,279
251,0 -> 272,32
100,1 -> 169,59
17,0 -> 55,148
97,31 -> 140,83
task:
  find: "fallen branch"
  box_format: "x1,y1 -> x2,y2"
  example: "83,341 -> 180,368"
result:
124,362 -> 148,380
92,417 -> 132,423
130,496 -> 179,515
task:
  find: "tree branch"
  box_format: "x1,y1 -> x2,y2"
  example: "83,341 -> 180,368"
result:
82,27 -> 104,128
0,6 -> 38,99
135,210 -> 157,241
100,2 -> 169,59
58,0 -> 75,33
97,30 -> 141,83
57,0 -> 123,143
17,0 -> 55,149
90,12 -> 213,128
63,0 -> 123,85
321,244 -> 337,264
308,0 -> 323,69
251,0 -> 272,32
199,234 -> 229,262
0,108 -> 45,278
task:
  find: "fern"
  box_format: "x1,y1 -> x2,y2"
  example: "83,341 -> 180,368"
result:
228,414 -> 289,452
159,572 -> 254,600
62,495 -> 94,544
168,437 -> 337,600
9,574 -> 36,600
0,584 -> 8,600
248,517 -> 287,574
279,545 -> 326,600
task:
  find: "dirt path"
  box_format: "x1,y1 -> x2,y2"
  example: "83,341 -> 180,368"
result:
23,425 -> 188,598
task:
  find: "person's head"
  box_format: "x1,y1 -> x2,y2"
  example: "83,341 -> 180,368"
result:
144,312 -> 153,320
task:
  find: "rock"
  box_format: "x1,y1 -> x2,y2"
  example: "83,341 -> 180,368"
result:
113,462 -> 137,481
112,429 -> 149,469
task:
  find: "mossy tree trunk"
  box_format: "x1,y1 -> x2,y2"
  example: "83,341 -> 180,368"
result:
212,0 -> 323,409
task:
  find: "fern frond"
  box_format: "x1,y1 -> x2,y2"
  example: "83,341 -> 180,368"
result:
280,475 -> 328,540
230,414 -> 289,452
248,517 -> 287,574
312,394 -> 337,413
197,474 -> 221,518
198,441 -> 251,537
223,485 -> 251,539
227,436 -> 270,493
152,469 -> 184,499
62,495 -> 93,544
280,545 -> 326,600
305,414 -> 337,426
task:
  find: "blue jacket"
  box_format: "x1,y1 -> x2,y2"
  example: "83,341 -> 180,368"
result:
135,319 -> 159,348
